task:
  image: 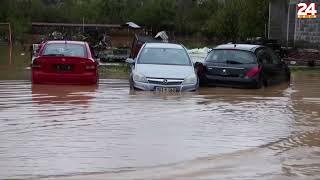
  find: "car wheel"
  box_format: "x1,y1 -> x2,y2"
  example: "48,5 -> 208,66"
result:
129,75 -> 135,90
195,77 -> 200,90
255,78 -> 263,89
198,76 -> 208,87
263,78 -> 269,87
130,84 -> 135,90
255,75 -> 266,89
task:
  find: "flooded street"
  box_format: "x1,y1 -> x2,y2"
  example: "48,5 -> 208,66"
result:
0,72 -> 320,179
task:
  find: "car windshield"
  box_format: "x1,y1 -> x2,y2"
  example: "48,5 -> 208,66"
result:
206,50 -> 256,64
138,48 -> 191,66
42,43 -> 86,57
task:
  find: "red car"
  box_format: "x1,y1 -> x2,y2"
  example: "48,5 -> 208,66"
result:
32,41 -> 99,85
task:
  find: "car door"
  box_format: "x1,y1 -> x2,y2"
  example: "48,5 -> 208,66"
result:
256,48 -> 279,85
267,48 -> 287,83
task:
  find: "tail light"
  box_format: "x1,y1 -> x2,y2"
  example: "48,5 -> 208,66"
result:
32,59 -> 42,69
245,67 -> 262,78
85,63 -> 97,71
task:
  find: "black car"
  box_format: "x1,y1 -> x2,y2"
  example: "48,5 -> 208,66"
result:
244,38 -> 287,58
197,44 -> 291,89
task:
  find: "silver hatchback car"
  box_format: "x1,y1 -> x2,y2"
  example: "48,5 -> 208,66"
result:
126,43 -> 198,92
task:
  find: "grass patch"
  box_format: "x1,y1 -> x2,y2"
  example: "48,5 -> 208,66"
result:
99,64 -> 130,79
0,45 -> 31,67
0,66 -> 30,80
290,66 -> 320,74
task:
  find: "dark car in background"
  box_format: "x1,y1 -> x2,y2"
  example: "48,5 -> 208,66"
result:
197,44 -> 291,89
244,37 -> 287,58
129,35 -> 161,59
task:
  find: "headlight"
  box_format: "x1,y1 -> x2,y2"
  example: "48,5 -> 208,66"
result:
183,74 -> 197,85
133,72 -> 148,83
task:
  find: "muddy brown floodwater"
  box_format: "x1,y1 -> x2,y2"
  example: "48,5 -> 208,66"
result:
0,72 -> 320,180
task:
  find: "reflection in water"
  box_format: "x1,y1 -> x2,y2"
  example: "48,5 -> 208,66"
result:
32,84 -> 97,106
0,73 -> 319,179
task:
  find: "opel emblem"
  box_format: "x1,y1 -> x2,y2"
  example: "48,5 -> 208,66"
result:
163,79 -> 168,85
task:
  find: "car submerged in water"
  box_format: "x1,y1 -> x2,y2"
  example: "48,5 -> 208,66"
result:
31,41 -> 99,85
197,44 -> 291,89
126,43 -> 198,92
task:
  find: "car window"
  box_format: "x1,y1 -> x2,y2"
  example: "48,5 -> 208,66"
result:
42,43 -> 87,58
138,48 -> 191,66
256,48 -> 272,64
206,50 -> 256,64
267,49 -> 281,65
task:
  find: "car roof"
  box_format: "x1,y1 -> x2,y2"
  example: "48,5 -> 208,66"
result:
213,44 -> 264,52
45,40 -> 87,45
144,43 -> 184,49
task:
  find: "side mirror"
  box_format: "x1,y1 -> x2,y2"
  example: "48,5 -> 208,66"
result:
194,62 -> 205,75
126,58 -> 135,65
194,62 -> 202,69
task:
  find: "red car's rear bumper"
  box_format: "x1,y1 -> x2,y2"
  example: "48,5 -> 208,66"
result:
32,71 -> 98,85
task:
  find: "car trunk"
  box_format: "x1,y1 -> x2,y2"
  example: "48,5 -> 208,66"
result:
205,63 -> 258,78
34,56 -> 96,74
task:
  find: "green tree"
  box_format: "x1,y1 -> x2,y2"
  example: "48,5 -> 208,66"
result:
133,0 -> 176,33
99,0 -> 129,23
238,0 -> 269,38
0,0 -> 270,42
205,0 -> 269,41
206,0 -> 241,41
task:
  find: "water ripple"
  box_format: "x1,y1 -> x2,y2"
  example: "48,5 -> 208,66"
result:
0,75 -> 319,179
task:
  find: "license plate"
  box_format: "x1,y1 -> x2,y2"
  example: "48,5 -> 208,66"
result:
155,87 -> 177,93
55,64 -> 73,71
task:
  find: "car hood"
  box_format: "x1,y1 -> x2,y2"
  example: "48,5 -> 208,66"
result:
136,64 -> 195,79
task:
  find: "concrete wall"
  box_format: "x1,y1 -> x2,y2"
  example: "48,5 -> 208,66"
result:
287,2 -> 296,47
268,0 -> 289,44
294,0 -> 320,48
269,0 -> 320,48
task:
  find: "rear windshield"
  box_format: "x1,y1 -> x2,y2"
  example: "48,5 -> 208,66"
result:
42,43 -> 86,57
206,50 -> 256,64
138,48 -> 191,66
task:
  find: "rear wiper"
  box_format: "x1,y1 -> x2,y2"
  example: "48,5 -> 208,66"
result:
43,54 -> 65,57
226,60 -> 243,64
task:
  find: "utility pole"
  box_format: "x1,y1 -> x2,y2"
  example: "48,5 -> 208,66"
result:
82,17 -> 85,33
8,23 -> 12,65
